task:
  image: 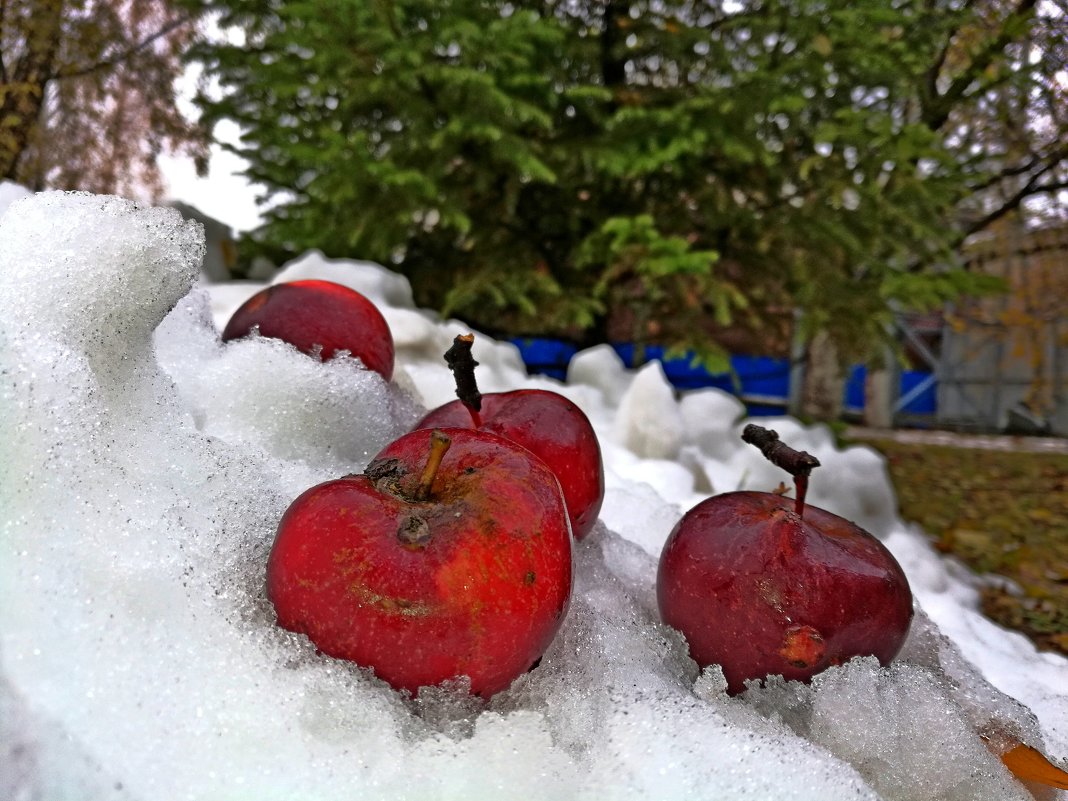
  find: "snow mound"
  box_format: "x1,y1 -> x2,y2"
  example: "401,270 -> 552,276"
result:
1,192 -> 1065,801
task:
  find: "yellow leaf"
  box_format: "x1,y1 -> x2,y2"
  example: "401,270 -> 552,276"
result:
813,34 -> 832,57
1001,743 -> 1068,790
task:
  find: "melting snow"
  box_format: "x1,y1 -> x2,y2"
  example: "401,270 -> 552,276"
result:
1,192 -> 1065,800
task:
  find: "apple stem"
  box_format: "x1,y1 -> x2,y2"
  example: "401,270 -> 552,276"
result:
793,475 -> 810,517
741,424 -> 820,518
416,430 -> 452,501
444,333 -> 484,427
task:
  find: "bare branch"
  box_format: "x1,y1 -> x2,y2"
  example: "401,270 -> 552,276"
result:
0,0 -> 8,82
965,168 -> 1068,235
922,0 -> 977,112
968,141 -> 1068,194
922,0 -> 1038,131
54,14 -> 196,81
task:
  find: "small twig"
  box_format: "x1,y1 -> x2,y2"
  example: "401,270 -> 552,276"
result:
742,424 -> 820,517
742,424 -> 820,477
444,334 -> 483,419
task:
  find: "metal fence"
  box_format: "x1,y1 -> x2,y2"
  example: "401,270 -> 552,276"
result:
936,222 -> 1068,435
511,222 -> 1068,436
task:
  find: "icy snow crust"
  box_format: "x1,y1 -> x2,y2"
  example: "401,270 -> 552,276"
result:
0,192 -> 1064,800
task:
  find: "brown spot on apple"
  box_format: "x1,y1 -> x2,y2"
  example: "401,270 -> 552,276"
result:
397,515 -> 431,549
348,582 -> 434,617
779,624 -> 825,668
366,458 -> 405,497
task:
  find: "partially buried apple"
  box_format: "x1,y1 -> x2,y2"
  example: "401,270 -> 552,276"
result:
267,427 -> 573,697
416,334 -> 604,539
657,424 -> 913,695
222,279 -> 394,379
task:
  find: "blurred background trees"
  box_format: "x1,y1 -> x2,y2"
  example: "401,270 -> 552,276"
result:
5,1 -> 1065,374
0,0 -> 207,198
187,0 -> 1067,369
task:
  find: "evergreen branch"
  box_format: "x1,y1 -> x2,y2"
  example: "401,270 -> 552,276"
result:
375,0 -> 446,129
696,5 -> 763,34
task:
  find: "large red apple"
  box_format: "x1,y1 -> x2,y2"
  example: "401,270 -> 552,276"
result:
657,424 -> 913,695
416,335 -> 604,539
222,279 -> 394,379
266,427 -> 573,697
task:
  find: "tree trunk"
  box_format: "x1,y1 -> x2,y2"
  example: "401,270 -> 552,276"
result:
0,1 -> 65,180
863,367 -> 895,428
798,331 -> 845,421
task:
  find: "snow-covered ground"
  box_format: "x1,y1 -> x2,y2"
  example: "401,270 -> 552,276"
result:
1,191 -> 1065,800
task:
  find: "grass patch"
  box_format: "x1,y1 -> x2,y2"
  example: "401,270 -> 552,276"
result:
847,436 -> 1068,656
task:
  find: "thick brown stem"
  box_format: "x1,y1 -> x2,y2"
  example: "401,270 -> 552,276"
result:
444,333 -> 483,426
741,424 -> 820,517
415,430 -> 452,501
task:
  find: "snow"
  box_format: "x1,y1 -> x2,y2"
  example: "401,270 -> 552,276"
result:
1,191 -> 1065,800
0,181 -> 32,220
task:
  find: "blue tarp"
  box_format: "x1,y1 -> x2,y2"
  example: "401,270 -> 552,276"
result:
844,365 -> 937,415
510,337 -> 937,418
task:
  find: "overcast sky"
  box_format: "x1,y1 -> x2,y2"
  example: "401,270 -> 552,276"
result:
158,36 -> 264,235
158,118 -> 263,234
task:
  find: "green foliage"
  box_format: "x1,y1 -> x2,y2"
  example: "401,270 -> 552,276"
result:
572,214 -> 739,368
190,0 -> 1065,362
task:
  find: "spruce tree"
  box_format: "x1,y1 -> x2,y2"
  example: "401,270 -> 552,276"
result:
191,0 -> 1064,366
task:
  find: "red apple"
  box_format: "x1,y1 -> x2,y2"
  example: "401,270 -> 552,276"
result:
222,279 -> 394,379
657,425 -> 913,695
266,427 -> 573,697
416,335 -> 604,539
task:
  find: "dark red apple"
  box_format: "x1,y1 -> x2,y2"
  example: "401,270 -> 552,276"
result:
657,424 -> 913,695
222,279 -> 394,379
266,427 -> 573,697
415,335 -> 604,539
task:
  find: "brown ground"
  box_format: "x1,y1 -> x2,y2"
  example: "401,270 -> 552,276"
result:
844,427 -> 1068,657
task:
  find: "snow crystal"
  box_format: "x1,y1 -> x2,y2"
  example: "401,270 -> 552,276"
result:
1,191 -> 1066,801
743,656 -> 1032,801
